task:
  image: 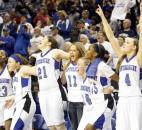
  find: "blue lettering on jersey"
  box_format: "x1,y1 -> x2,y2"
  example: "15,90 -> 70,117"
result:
13,77 -> 18,82
120,65 -> 137,72
0,79 -> 10,83
85,94 -> 92,105
81,85 -> 91,92
36,58 -> 50,65
66,67 -> 77,72
92,83 -> 98,94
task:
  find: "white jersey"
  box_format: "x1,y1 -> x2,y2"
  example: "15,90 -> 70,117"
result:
65,63 -> 83,102
35,49 -> 60,91
78,62 -> 115,130
0,65 -> 12,97
0,65 -> 13,125
81,77 -> 106,109
93,62 -> 114,92
78,77 -> 109,130
11,72 -> 36,130
119,55 -> 142,97
82,61 -> 114,107
13,72 -> 32,103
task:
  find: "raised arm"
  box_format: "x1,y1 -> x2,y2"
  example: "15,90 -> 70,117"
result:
96,5 -> 123,57
137,2 -> 142,68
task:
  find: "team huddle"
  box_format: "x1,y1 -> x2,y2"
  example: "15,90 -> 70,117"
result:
0,2 -> 142,130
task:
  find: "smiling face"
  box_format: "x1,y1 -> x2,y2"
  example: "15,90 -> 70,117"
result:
7,57 -> 19,72
121,37 -> 137,55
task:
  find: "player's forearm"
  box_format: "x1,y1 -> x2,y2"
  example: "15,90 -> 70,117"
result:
101,16 -> 122,57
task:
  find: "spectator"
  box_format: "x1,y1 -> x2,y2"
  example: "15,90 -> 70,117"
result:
81,10 -> 92,28
0,28 -> 15,56
70,20 -> 89,42
68,5 -> 80,26
17,15 -> 33,35
14,16 -> 31,57
51,26 -> 65,50
96,32 -> 115,67
116,19 -> 137,38
33,7 -> 49,27
79,34 -> 91,50
0,12 -> 17,38
46,0 -> 57,16
35,20 -> 45,28
41,17 -> 54,36
56,10 -> 72,41
28,27 -> 43,55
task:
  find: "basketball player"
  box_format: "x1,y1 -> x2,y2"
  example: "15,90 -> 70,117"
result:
96,4 -> 142,130
6,54 -> 36,130
0,50 -> 13,130
77,44 -> 118,130
64,43 -> 85,130
20,36 -> 70,130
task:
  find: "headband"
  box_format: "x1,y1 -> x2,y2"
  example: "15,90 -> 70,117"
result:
10,55 -> 23,65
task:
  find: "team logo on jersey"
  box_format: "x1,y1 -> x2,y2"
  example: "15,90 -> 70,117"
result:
0,79 -> 10,83
120,65 -> 137,72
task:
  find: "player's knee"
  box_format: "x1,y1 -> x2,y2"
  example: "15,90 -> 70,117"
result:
55,123 -> 67,130
48,125 -> 56,130
84,123 -> 96,130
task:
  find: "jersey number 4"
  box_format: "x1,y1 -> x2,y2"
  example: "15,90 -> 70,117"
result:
125,73 -> 131,86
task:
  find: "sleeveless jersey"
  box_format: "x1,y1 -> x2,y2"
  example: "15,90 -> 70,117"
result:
0,65 -> 12,97
65,63 -> 83,102
93,62 -> 114,92
86,61 -> 114,94
119,55 -> 142,97
81,61 -> 114,108
13,72 -> 32,103
35,49 -> 60,91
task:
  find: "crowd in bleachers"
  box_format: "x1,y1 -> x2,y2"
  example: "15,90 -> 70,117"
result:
0,0 -> 141,130
0,0 -> 140,57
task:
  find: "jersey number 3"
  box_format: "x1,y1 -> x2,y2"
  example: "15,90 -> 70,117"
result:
1,86 -> 8,96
